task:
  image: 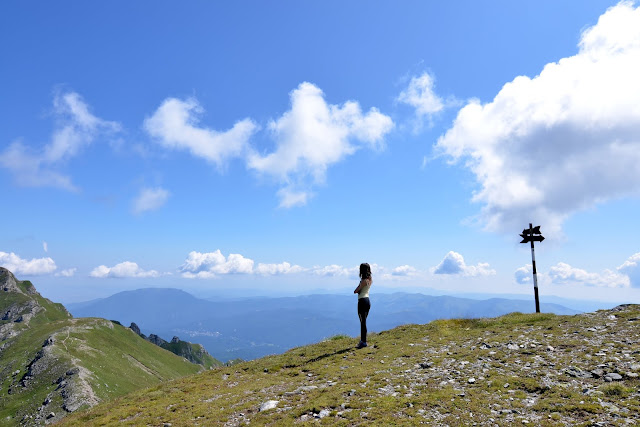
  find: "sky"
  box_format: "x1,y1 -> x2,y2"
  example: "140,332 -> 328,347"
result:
1,1 -> 640,305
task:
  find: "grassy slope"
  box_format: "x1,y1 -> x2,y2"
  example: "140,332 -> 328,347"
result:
0,279 -> 202,425
62,306 -> 640,426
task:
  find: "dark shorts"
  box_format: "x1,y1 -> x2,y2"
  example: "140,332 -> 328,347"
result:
358,297 -> 371,315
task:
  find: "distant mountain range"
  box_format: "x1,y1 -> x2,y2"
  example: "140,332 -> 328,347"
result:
67,288 -> 580,362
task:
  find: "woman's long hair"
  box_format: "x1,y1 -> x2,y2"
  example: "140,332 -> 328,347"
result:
359,263 -> 372,281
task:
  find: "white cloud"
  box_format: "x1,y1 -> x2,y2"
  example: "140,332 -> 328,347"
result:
0,251 -> 57,276
515,264 -> 533,285
43,241 -> 48,253
397,72 -> 447,125
55,268 -> 77,277
311,264 -> 359,278
618,252 -> 640,287
132,187 -> 170,215
515,261 -> 631,288
432,251 -> 496,277
391,265 -> 418,276
89,261 -> 160,278
436,2 -> 640,235
548,262 -> 629,288
248,82 -> 394,207
143,97 -> 257,168
256,262 -> 305,275
0,92 -> 120,190
179,250 -> 254,278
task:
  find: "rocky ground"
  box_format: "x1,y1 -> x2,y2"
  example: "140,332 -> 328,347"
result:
62,305 -> 640,426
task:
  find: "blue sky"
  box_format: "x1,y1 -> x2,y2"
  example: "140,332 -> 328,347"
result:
2,1 -> 640,305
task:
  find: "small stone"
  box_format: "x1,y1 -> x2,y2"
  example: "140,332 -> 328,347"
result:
46,412 -> 55,419
566,367 -> 593,379
259,400 -> 279,412
507,344 -> 519,350
318,409 -> 330,418
419,362 -> 432,369
625,372 -> 639,378
547,346 -> 554,351
605,373 -> 623,381
468,378 -> 476,384
504,383 -> 510,388
163,424 -> 172,427
591,369 -> 605,378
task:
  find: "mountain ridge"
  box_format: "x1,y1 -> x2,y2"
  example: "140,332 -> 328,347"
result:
61,304 -> 640,425
0,268 -> 203,426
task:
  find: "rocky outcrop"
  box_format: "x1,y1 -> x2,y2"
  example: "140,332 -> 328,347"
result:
148,334 -> 168,346
129,322 -> 143,337
127,323 -> 218,367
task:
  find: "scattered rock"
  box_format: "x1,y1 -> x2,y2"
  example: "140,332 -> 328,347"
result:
604,373 -> 622,382
259,400 -> 279,412
66,367 -> 80,376
316,409 -> 330,418
566,367 -> 593,379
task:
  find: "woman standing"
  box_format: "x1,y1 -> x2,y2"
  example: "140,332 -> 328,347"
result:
353,263 -> 372,349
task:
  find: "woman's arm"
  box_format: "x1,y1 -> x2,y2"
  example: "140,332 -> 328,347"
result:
354,279 -> 365,294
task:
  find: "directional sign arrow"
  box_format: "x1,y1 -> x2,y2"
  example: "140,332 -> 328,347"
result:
520,234 -> 545,243
521,226 -> 541,235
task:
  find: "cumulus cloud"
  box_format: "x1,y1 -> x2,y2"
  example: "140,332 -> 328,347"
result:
432,251 -> 496,277
256,262 -> 305,275
391,265 -> 418,276
248,82 -> 394,207
89,261 -> 160,278
515,260 -> 631,288
617,252 -> 640,287
132,187 -> 170,215
515,264 -> 534,285
311,264 -> 359,278
143,97 -> 257,168
55,268 -> 77,277
0,92 -> 120,190
179,250 -> 254,278
436,2 -> 640,235
549,262 -> 629,288
0,251 -> 57,276
397,71 -> 455,131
